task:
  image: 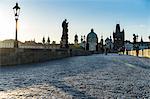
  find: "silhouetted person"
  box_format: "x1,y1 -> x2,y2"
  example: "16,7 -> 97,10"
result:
104,47 -> 108,55
70,49 -> 72,56
122,46 -> 125,54
126,49 -> 129,55
136,45 -> 139,57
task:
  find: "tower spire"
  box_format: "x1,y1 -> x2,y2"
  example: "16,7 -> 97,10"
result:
141,36 -> 143,43
116,24 -> 120,33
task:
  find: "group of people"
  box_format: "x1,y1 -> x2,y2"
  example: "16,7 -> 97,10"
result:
103,45 -> 139,56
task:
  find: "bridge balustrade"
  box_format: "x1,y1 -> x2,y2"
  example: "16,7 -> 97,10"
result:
125,49 -> 150,58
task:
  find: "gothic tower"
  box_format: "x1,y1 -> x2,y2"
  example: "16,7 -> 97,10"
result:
113,24 -> 125,51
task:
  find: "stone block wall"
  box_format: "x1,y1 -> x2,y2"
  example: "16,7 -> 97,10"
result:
0,48 -> 70,66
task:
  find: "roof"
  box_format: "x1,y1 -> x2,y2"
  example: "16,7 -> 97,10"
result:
87,29 -> 98,39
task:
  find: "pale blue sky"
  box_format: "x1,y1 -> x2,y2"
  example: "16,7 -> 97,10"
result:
0,0 -> 149,43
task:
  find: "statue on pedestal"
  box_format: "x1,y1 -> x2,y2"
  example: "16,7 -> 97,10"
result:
62,19 -> 68,33
133,34 -> 138,50
60,19 -> 69,48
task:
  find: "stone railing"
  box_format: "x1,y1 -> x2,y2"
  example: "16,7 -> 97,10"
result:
125,49 -> 150,58
0,48 -> 93,66
0,48 -> 70,66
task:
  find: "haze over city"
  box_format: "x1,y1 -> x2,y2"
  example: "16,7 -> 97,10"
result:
0,0 -> 149,43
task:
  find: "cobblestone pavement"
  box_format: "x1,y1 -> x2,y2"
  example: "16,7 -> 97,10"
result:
0,54 -> 150,98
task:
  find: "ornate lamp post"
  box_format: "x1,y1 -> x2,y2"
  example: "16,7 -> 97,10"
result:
13,3 -> 20,48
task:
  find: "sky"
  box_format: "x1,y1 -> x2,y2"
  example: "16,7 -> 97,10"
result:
0,0 -> 149,43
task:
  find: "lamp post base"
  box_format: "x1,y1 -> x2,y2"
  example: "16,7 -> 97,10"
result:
14,40 -> 18,48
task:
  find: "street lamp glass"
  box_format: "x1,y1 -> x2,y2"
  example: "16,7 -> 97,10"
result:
13,3 -> 20,19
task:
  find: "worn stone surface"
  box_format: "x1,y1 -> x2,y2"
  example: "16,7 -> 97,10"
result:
0,54 -> 150,98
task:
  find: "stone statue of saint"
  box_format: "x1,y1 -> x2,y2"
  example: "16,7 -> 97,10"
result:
133,34 -> 139,44
133,34 -> 136,44
62,19 -> 68,33
60,19 -> 69,48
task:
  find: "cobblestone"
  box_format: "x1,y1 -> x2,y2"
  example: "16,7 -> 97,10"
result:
0,54 -> 150,98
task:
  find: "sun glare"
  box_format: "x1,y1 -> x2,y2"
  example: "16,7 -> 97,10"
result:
0,8 -> 14,40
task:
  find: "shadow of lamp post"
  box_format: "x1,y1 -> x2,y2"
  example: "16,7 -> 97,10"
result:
13,3 -> 20,48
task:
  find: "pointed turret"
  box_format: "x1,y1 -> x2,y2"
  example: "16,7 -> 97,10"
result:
116,24 -> 120,33
141,36 -> 143,43
122,29 -> 124,33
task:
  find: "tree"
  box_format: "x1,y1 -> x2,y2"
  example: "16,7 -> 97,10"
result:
42,37 -> 45,44
47,37 -> 50,44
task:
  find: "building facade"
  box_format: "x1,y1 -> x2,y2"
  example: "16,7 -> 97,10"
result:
0,39 -> 15,48
86,29 -> 98,51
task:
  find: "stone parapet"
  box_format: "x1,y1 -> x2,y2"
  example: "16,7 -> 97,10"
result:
0,48 -> 69,66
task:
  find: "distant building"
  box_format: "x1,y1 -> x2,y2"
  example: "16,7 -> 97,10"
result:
0,39 -> 14,48
86,29 -> 98,51
124,40 -> 133,51
137,42 -> 149,50
20,41 -> 43,49
124,39 -> 150,51
113,24 -> 125,51
0,39 -> 22,48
